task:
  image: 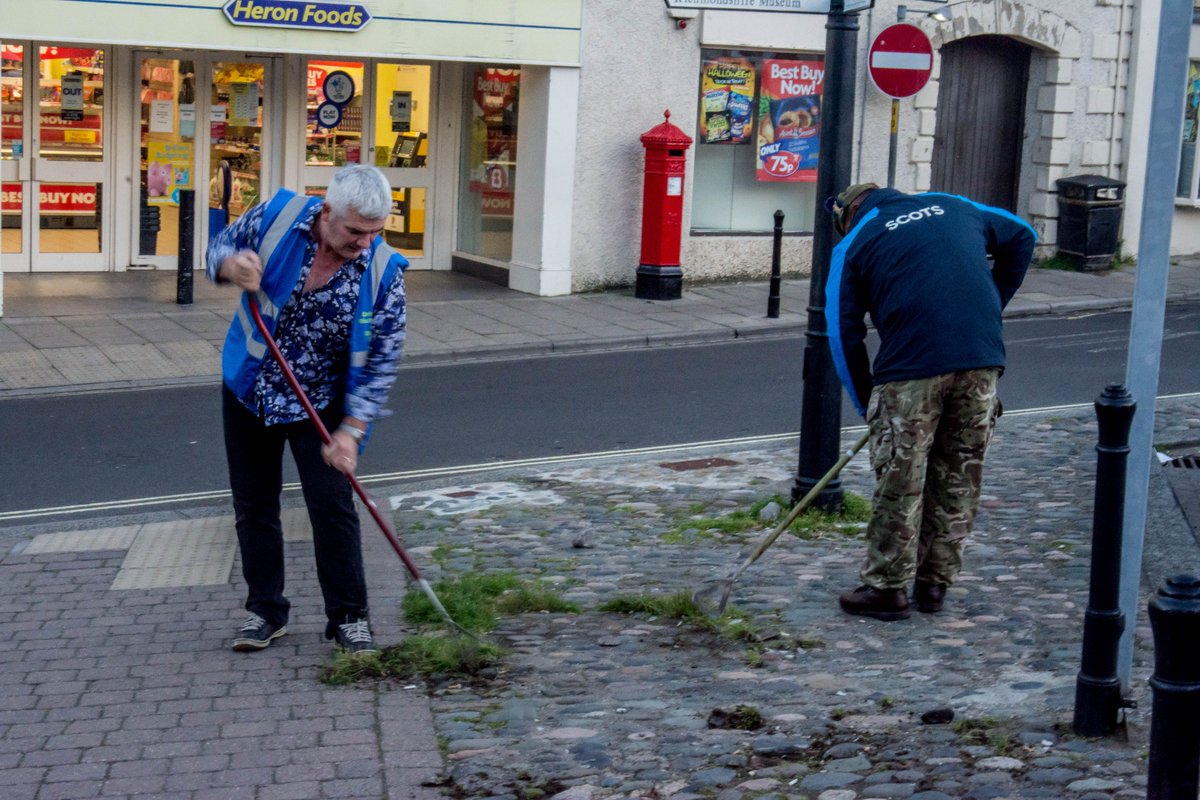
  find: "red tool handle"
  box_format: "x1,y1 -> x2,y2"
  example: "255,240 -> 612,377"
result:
246,294 -> 427,583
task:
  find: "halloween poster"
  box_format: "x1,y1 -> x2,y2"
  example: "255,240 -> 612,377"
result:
699,57 -> 755,144
756,58 -> 824,182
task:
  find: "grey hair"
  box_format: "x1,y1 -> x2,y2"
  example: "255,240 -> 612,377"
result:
323,165 -> 393,221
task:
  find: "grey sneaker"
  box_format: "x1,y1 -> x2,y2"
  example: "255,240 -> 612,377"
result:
334,618 -> 377,655
232,613 -> 287,651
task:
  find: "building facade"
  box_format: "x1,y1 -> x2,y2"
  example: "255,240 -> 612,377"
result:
1,0 -> 582,298
0,0 -> 1193,306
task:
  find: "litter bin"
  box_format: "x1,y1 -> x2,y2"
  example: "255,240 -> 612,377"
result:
1056,174 -> 1125,272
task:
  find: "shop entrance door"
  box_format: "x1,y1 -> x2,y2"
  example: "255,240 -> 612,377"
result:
132,52 -> 274,269
2,43 -> 110,272
302,59 -> 434,269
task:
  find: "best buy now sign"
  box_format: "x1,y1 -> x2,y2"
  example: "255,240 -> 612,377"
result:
224,0 -> 371,32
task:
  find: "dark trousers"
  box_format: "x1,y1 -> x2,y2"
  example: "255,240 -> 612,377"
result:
222,386 -> 368,638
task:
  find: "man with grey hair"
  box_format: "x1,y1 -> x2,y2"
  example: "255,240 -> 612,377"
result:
207,165 -> 408,654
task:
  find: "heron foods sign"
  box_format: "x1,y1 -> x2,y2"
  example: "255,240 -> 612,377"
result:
224,0 -> 371,32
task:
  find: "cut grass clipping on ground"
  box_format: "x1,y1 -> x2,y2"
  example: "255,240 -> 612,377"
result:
319,573 -> 580,685
663,492 -> 871,543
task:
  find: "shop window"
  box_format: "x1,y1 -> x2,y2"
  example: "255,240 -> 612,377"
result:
457,65 -> 518,261
374,63 -> 430,169
2,44 -> 24,255
692,49 -> 823,234
211,61 -> 265,223
1179,62 -> 1200,200
307,60 -> 363,166
38,46 -> 105,162
138,57 -> 196,257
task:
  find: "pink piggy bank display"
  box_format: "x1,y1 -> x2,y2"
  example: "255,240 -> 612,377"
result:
147,161 -> 172,197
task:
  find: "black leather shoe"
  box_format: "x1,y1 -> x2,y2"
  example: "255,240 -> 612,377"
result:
914,580 -> 947,613
839,585 -> 911,621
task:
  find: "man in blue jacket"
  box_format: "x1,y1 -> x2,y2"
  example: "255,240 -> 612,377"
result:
207,165 -> 408,653
826,182 -> 1036,620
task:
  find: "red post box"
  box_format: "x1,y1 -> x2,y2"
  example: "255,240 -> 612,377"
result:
637,110 -> 693,300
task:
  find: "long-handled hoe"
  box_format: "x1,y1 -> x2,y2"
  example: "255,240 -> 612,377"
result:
692,430 -> 870,617
247,294 -> 480,642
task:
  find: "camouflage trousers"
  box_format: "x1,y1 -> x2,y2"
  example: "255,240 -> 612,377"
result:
860,368 -> 1002,590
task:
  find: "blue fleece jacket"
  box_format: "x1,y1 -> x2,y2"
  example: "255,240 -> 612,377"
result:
826,188 -> 1037,416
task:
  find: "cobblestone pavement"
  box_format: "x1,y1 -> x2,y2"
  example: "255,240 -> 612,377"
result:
378,395 -> 1200,800
2,397 -> 1197,799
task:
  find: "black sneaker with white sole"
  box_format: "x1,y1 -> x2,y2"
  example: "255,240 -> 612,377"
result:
231,613 -> 287,651
334,617 -> 378,655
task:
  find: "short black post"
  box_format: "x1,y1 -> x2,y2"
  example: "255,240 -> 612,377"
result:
1072,383 -> 1136,736
176,189 -> 195,306
767,209 -> 784,318
1147,575 -> 1200,799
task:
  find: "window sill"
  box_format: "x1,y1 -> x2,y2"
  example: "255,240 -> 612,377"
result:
689,229 -> 813,237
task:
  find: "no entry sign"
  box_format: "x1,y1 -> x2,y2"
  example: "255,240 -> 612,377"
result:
868,23 -> 934,99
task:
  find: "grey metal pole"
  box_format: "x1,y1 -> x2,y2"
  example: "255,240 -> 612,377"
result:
1116,0 -> 1192,691
793,0 -> 857,509
886,99 -> 899,188
886,6 -> 906,188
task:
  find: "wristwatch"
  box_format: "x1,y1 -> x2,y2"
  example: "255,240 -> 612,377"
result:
338,423 -> 365,443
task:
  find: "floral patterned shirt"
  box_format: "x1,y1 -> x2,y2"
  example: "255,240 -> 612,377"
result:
206,199 -> 407,427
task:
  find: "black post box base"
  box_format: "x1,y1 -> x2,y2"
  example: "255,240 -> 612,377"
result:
635,264 -> 683,300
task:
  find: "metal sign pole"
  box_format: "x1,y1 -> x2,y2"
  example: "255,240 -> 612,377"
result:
1116,0 -> 1192,692
887,99 -> 899,188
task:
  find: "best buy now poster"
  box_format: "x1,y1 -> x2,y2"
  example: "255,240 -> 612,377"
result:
699,57 -> 755,144
757,59 -> 824,182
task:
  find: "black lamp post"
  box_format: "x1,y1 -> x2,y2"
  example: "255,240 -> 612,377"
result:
793,0 -> 859,508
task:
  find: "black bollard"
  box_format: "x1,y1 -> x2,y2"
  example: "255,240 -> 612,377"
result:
176,189 -> 195,305
767,209 -> 784,318
1073,383 -> 1136,736
1147,575 -> 1200,799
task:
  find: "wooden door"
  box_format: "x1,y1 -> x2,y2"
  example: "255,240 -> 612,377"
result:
930,35 -> 1032,212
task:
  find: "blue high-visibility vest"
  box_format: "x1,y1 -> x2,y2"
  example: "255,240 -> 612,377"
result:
221,189 -> 407,412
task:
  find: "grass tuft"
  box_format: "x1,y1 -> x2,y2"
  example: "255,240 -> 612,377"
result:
321,572 -> 577,686
662,492 -> 872,544
598,590 -> 758,643
319,635 -> 505,685
402,573 -> 523,633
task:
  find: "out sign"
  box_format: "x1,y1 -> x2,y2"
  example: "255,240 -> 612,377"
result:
61,73 -> 84,121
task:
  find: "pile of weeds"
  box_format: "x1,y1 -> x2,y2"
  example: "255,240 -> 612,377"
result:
319,573 -> 579,685
598,590 -> 765,657
663,492 -> 871,544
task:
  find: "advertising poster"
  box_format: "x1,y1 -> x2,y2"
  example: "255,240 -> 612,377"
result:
699,57 -> 755,144
756,59 -> 824,182
145,140 -> 194,206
